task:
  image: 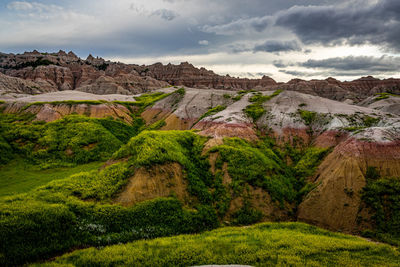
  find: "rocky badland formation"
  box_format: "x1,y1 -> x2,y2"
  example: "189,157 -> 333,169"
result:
1,50 -> 400,102
1,50 -> 400,235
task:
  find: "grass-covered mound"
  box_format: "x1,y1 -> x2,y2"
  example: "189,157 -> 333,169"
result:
0,114 -> 142,168
0,130 -> 218,266
40,222 -> 400,267
113,130 -> 214,203
208,137 -> 330,222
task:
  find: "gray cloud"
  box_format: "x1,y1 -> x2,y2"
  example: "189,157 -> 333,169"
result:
198,40 -> 209,46
202,16 -> 271,35
279,69 -> 380,78
300,56 -> 400,72
253,40 -> 301,53
275,0 -> 400,51
151,9 -> 179,21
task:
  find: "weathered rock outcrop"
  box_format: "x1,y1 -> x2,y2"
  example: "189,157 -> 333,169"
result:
0,50 -> 168,94
2,51 -> 400,101
0,72 -> 48,95
298,129 -> 400,233
359,94 -> 400,115
2,101 -> 134,123
115,163 -> 191,206
143,62 -> 277,90
140,62 -> 400,102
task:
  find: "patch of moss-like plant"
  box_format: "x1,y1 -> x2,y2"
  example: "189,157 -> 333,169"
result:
209,137 -> 297,205
361,167 -> 400,243
22,100 -> 109,110
192,105 -> 227,127
147,119 -> 167,130
244,90 -> 282,122
374,92 -> 400,101
12,57 -> 54,70
45,222 -> 400,267
338,114 -> 380,132
0,135 -> 12,164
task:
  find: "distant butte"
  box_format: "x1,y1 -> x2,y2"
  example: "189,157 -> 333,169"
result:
0,50 -> 399,102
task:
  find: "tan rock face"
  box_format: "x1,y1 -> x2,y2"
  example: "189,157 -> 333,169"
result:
298,137 -> 400,233
115,163 -> 191,206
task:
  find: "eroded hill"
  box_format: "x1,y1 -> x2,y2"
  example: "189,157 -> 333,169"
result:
1,85 -> 400,265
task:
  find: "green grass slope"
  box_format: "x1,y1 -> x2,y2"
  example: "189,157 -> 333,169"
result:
0,131 -> 218,266
0,114 -> 143,168
38,222 -> 400,267
0,159 -> 103,197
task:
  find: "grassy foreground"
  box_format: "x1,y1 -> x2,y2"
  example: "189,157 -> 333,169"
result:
37,222 -> 399,267
0,159 -> 103,197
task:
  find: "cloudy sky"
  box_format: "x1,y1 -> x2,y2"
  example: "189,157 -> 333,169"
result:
0,0 -> 399,81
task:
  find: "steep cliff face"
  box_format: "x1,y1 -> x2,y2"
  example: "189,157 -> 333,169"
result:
143,62 -> 277,90
141,62 -> 400,102
0,51 -> 168,94
298,128 -> 400,233
2,51 -> 400,101
0,72 -> 47,95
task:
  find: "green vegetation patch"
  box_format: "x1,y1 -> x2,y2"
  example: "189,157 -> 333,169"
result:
338,113 -> 380,132
192,105 -> 227,127
12,58 -> 54,70
199,105 -> 226,121
374,92 -> 400,101
22,88 -> 183,113
113,130 -> 214,203
208,137 -> 330,209
0,159 -> 103,197
244,90 -> 282,122
0,130 -> 219,265
43,222 -> 400,267
361,167 -> 400,245
23,100 -> 109,110
0,114 -> 142,168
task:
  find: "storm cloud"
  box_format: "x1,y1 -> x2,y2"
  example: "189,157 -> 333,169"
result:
275,0 -> 400,51
300,56 -> 400,72
0,0 -> 399,81
253,40 -> 301,53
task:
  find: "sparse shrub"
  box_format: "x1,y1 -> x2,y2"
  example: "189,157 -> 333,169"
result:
363,116 -> 380,127
244,90 -> 282,122
231,201 -> 263,225
362,177 -> 400,236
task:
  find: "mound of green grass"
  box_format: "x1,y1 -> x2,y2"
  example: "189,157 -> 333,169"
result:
0,114 -> 142,168
0,130 -> 219,266
206,137 -> 331,221
42,222 -> 400,267
113,130 -> 214,203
